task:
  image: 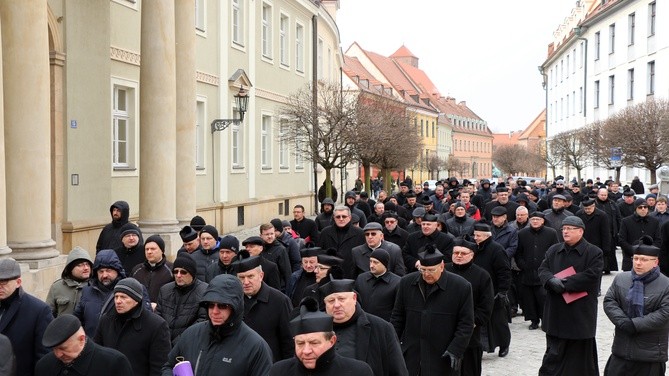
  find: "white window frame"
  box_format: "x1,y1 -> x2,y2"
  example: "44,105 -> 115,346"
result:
195,0 -> 206,35
648,2 -> 656,37
594,32 -> 601,60
609,23 -> 616,54
280,13 -> 289,67
232,0 -> 244,46
279,119 -> 289,170
628,12 -> 635,45
261,114 -> 272,169
647,60 -> 655,95
111,77 -> 138,175
262,2 -> 273,59
196,97 -> 206,170
594,80 -> 600,108
231,107 -> 244,169
627,68 -> 634,100
608,75 -> 615,105
295,137 -> 305,170
295,22 -> 305,73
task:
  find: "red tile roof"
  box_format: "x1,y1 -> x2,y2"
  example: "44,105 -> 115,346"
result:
390,45 -> 417,59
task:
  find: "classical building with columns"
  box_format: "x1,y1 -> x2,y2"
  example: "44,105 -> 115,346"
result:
0,0 -> 342,297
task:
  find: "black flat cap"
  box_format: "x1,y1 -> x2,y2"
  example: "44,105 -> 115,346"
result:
418,245 -> 444,266
289,297 -> 333,336
43,314 -> 81,347
236,255 -> 262,273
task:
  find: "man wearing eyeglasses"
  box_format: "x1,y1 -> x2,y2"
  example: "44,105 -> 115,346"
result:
156,253 -> 208,342
351,222 -> 406,279
619,199 -> 661,272
538,216 -> 603,376
603,236 -> 669,375
318,206 -> 366,280
391,245 -> 474,376
161,274 -> 272,376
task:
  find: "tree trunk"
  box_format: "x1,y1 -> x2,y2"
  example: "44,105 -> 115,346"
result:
363,161 -> 371,195
325,168 -> 332,199
615,166 -> 621,183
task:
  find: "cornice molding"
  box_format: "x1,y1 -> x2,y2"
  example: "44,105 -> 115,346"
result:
110,46 -> 141,66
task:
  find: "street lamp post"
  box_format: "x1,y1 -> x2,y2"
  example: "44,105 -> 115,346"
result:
211,86 -> 249,133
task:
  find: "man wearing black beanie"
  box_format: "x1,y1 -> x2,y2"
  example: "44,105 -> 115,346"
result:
131,235 -> 173,306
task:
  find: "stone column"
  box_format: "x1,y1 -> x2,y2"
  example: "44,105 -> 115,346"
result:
0,0 -> 58,260
0,14 -> 10,257
138,0 -> 180,256
175,0 -> 197,226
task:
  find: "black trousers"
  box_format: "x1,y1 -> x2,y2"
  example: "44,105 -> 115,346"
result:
539,335 -> 598,376
604,354 -> 666,376
520,284 -> 545,323
461,346 -> 482,376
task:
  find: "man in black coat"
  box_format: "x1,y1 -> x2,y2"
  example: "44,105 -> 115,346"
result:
318,206 -> 366,280
36,314 -> 133,376
114,223 -> 146,275
351,222 -> 406,278
596,187 -> 622,273
619,198 -> 661,271
236,255 -> 293,362
156,253 -> 208,342
483,186 -> 519,221
382,212 -> 409,249
402,213 -> 455,273
515,212 -> 559,329
575,199 -> 613,273
617,189 -> 637,219
391,246 -> 474,376
96,200 -> 130,252
287,246 -> 324,307
0,258 -> 52,376
538,216 -> 603,376
242,236 -> 282,291
260,224 -> 293,291
354,249 -> 401,322
472,223 -> 512,357
291,204 -> 320,244
270,298 -> 373,376
320,280 -> 408,376
94,278 -> 170,376
445,239 -> 494,376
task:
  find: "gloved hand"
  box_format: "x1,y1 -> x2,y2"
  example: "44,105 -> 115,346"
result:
441,350 -> 462,372
546,277 -> 565,294
618,319 -> 636,334
494,292 -> 510,306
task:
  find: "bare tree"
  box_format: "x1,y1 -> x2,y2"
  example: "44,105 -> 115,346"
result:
493,145 -> 528,176
426,155 -> 443,180
550,128 -> 590,182
580,120 -> 623,182
445,156 -> 464,178
278,82 -> 358,199
353,92 -> 423,192
603,99 -> 669,183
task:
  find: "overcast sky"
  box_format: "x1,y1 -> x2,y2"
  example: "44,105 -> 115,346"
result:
336,0 -> 578,133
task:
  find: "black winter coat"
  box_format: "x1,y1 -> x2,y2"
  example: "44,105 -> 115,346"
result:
596,198 -> 622,244
483,200 -> 519,221
473,237 -> 511,294
575,207 -> 613,254
538,239 -> 603,339
131,257 -> 173,302
445,262 -> 494,349
94,306 -> 171,376
333,306 -> 408,376
261,241 -> 293,291
619,214 -> 661,271
242,283 -> 293,362
0,288 -> 52,376
96,200 -> 130,252
402,230 -> 455,273
114,243 -> 146,278
604,270 -> 669,362
191,245 -> 220,282
391,271 -> 474,376
445,216 -> 475,238
161,275 -> 273,376
270,346 -> 373,376
515,225 -> 559,285
383,226 -> 409,249
354,271 -> 401,321
318,223 -> 366,279
155,279 -> 208,341
35,338 -> 134,376
351,241 -> 406,279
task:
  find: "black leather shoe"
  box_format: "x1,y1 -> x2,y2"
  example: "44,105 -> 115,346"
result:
498,347 -> 509,357
529,322 -> 539,330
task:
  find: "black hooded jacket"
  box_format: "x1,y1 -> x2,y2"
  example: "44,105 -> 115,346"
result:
161,275 -> 273,376
96,201 -> 130,252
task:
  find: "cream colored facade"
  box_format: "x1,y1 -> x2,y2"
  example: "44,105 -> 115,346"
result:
0,0 -> 342,298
